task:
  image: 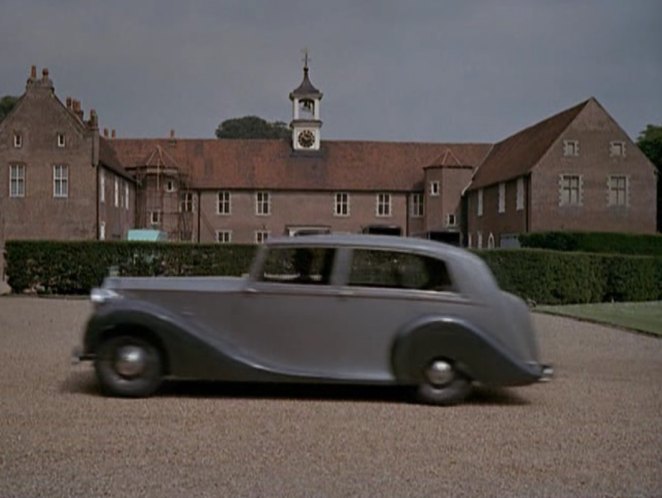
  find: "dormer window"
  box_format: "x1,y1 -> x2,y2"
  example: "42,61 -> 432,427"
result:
57,133 -> 66,148
13,133 -> 22,148
563,140 -> 579,157
166,180 -> 176,192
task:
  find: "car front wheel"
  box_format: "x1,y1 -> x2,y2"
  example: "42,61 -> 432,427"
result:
95,335 -> 163,397
416,358 -> 471,406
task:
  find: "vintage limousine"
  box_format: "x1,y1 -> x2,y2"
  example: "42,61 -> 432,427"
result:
75,234 -> 552,405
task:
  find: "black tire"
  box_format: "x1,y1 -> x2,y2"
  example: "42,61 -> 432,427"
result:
94,335 -> 163,398
416,359 -> 471,406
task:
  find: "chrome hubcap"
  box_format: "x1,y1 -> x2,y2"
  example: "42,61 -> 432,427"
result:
425,360 -> 454,387
114,345 -> 147,378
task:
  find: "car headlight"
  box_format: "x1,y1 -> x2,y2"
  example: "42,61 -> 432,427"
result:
90,288 -> 121,304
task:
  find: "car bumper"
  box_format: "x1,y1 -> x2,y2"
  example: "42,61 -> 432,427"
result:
539,363 -> 554,382
71,346 -> 95,365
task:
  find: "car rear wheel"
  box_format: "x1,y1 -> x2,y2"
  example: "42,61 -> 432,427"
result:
416,358 -> 471,406
95,335 -> 163,397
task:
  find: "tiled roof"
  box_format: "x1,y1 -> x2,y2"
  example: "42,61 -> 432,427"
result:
468,99 -> 590,190
110,139 -> 491,192
98,137 -> 135,182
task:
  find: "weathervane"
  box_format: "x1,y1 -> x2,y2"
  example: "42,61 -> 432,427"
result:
301,48 -> 310,70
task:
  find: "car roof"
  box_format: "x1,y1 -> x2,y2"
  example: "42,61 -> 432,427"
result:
266,233 -> 468,259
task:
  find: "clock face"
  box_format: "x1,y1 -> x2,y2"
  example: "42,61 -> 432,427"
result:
297,129 -> 315,148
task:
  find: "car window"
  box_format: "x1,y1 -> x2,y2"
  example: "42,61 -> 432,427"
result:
259,247 -> 335,285
348,249 -> 454,291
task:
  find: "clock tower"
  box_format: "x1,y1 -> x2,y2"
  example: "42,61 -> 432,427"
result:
290,51 -> 323,151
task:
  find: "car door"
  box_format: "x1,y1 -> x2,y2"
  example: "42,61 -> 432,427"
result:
233,245 -> 369,379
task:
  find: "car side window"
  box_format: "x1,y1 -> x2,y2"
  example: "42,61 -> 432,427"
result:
348,249 -> 454,292
260,247 -> 335,285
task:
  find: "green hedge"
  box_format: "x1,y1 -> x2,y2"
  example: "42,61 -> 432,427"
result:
4,240 -> 256,295
519,231 -> 662,256
477,249 -> 662,304
4,240 -> 662,304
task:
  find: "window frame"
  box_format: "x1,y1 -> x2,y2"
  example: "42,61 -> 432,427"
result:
217,191 -> 231,215
376,193 -> 392,217
255,230 -> 270,244
559,174 -> 583,206
13,133 -> 22,148
180,191 -> 194,213
516,178 -> 524,211
334,192 -> 350,217
99,221 -> 106,241
216,230 -> 232,243
114,178 -> 119,207
9,164 -> 26,198
150,210 -> 162,225
255,191 -> 271,216
53,164 -> 69,198
498,182 -> 506,213
125,182 -> 130,210
477,189 -> 483,216
607,175 -> 628,207
410,193 -> 424,218
99,170 -> 105,203
57,133 -> 66,148
609,141 -> 626,157
446,213 -> 457,227
563,139 -> 579,157
429,181 -> 440,196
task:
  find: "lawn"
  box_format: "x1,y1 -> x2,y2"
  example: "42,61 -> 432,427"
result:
536,301 -> 662,337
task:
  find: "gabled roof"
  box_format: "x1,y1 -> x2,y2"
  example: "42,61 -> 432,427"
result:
468,99 -> 590,190
110,139 -> 491,192
99,137 -> 135,182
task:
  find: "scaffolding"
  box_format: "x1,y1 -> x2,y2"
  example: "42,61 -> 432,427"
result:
130,145 -> 194,242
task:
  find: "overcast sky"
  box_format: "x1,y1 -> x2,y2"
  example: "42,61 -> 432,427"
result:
1,0 -> 660,143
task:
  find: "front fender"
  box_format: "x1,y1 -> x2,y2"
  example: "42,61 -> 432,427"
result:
83,300 -> 268,381
391,316 -> 544,387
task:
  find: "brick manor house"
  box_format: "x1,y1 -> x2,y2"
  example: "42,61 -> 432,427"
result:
0,64 -> 657,262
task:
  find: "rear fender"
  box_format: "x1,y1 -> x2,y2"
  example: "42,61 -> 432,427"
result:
391,316 -> 542,386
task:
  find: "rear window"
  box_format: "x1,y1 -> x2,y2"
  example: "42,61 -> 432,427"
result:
348,249 -> 453,292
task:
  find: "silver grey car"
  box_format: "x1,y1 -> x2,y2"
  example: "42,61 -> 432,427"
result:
75,234 -> 552,405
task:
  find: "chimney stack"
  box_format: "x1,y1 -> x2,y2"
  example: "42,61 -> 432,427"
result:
89,109 -> 98,130
170,129 -> 175,138
66,97 -> 72,109
42,68 -> 49,80
103,128 -> 109,138
111,129 -> 116,138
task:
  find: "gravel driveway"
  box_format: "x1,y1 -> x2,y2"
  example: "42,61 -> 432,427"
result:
1,297 -> 661,497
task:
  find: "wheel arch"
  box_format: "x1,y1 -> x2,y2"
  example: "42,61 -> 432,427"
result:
391,316 -> 484,384
97,321 -> 171,376
391,315 -> 543,386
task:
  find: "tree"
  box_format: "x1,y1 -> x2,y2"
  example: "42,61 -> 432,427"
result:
0,95 -> 19,121
215,116 -> 290,139
637,124 -> 662,232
